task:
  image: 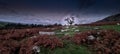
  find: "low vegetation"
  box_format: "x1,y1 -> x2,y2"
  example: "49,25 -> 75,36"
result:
0,22 -> 120,54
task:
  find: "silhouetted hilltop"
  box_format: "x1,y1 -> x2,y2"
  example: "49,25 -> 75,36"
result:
0,21 -> 62,29
97,13 -> 120,22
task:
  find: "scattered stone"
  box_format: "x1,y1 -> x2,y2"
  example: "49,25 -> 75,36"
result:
64,33 -> 69,36
75,30 -> 79,32
32,46 -> 40,53
61,29 -> 68,32
61,30 -> 65,32
56,33 -> 63,34
65,26 -> 69,29
30,36 -> 37,38
97,32 -> 100,35
39,31 -> 55,35
117,23 -> 120,25
94,27 -> 99,30
87,31 -> 91,34
87,35 -> 95,40
72,28 -> 76,30
26,29 -> 30,31
96,37 -> 100,40
64,29 -> 67,31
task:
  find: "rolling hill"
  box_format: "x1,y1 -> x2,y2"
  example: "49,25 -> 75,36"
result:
96,13 -> 120,22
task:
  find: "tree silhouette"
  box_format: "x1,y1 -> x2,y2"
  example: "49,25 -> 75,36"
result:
65,16 -> 75,26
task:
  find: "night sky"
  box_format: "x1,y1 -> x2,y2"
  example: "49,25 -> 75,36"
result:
0,0 -> 120,25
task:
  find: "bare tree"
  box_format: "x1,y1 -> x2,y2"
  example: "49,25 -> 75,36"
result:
65,16 -> 75,26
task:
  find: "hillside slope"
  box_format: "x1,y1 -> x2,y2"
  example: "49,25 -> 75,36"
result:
96,13 -> 120,22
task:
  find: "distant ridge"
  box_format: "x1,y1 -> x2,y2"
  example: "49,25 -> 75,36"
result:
80,13 -> 120,26
96,13 -> 120,22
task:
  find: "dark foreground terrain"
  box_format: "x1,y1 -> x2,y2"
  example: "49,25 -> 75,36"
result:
0,21 -> 120,54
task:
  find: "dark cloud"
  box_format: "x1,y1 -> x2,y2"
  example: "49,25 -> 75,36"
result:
0,0 -> 96,10
0,0 -> 18,14
0,0 -> 120,24
0,0 -> 120,11
78,0 -> 96,9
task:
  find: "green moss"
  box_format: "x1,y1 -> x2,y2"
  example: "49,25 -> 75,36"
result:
52,44 -> 92,54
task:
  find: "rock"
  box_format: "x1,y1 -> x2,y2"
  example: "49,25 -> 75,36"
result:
32,46 -> 40,53
94,27 -> 99,30
96,37 -> 100,40
87,35 -> 95,40
65,29 -> 69,31
30,36 -> 37,38
97,32 -> 100,35
61,29 -> 68,32
117,23 -> 120,25
65,26 -> 69,29
26,29 -> 30,31
61,30 -> 65,32
75,30 -> 79,32
39,31 -> 55,35
72,28 -> 76,29
64,33 -> 69,36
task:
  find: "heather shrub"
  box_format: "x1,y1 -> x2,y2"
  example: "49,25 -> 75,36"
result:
72,30 -> 120,54
19,35 -> 63,54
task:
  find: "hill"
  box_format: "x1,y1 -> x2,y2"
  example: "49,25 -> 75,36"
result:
85,13 -> 120,26
0,21 -> 62,29
97,13 -> 120,22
